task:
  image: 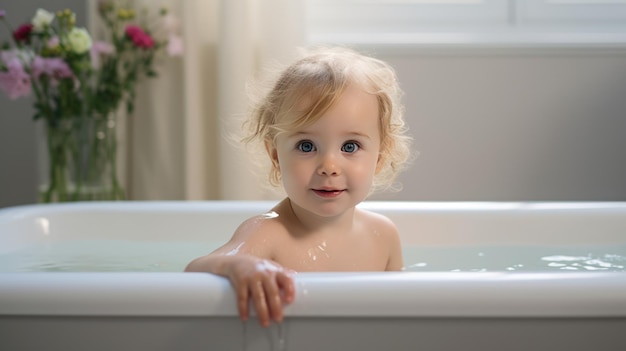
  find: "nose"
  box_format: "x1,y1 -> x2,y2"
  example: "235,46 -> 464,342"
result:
317,152 -> 341,176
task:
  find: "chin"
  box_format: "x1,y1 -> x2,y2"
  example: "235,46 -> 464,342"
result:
302,197 -> 359,218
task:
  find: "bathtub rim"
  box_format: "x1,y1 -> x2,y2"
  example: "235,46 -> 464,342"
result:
3,200 -> 626,217
3,200 -> 626,253
1,271 -> 626,318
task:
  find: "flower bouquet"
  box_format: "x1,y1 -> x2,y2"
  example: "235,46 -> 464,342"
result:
0,2 -> 183,202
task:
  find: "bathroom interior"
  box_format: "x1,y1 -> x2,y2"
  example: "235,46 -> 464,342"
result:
1,0 -> 625,206
0,1 -> 625,350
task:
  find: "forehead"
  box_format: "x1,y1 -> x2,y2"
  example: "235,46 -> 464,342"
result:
293,84 -> 380,136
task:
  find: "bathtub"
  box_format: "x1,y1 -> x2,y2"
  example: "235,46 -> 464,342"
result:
0,201 -> 625,351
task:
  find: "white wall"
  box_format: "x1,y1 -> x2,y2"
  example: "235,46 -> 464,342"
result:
369,48 -> 626,201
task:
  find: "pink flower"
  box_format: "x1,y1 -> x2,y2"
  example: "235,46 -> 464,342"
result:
166,34 -> 183,56
91,41 -> 115,56
47,36 -> 60,48
0,57 -> 31,99
0,10 -> 6,19
90,41 -> 115,68
1,50 -> 23,63
125,25 -> 154,49
31,56 -> 73,87
13,24 -> 33,43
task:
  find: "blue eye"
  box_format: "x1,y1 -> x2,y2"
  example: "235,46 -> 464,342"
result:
341,141 -> 359,153
297,141 -> 316,153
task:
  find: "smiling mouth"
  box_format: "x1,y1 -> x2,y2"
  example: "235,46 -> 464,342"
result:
312,189 -> 345,198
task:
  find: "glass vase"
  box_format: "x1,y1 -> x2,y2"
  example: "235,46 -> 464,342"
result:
39,113 -> 125,202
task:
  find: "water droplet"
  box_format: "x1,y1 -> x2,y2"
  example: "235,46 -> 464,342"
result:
277,322 -> 287,351
547,262 -> 566,267
262,211 -> 279,219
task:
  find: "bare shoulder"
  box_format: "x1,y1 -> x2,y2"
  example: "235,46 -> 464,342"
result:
356,208 -> 399,238
212,212 -> 290,258
232,213 -> 290,243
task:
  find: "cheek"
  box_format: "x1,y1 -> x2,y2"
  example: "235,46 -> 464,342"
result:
285,160 -> 311,180
356,163 -> 377,180
277,154 -> 308,183
343,162 -> 373,185
357,153 -> 380,173
350,156 -> 380,185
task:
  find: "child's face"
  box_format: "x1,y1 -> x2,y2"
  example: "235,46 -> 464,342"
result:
270,84 -> 381,218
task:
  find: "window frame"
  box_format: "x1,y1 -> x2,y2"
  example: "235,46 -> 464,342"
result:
305,0 -> 626,49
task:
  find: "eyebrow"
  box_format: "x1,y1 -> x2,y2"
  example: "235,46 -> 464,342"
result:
288,131 -> 372,140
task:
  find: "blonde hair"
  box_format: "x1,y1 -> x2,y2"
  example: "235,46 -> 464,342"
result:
244,47 -> 412,193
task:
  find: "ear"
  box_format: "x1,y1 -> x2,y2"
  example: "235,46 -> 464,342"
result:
265,140 -> 279,169
375,153 -> 385,174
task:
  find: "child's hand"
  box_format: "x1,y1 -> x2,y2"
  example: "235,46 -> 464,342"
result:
225,256 -> 295,327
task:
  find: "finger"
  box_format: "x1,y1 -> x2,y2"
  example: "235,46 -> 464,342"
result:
276,272 -> 296,304
235,282 -> 250,322
250,280 -> 270,327
263,277 -> 284,323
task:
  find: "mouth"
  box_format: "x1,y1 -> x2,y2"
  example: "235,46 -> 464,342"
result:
312,188 -> 345,198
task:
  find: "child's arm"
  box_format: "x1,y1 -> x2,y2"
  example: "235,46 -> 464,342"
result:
185,217 -> 295,327
185,253 -> 295,327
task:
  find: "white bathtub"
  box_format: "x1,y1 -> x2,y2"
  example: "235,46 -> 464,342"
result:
1,201 -> 625,351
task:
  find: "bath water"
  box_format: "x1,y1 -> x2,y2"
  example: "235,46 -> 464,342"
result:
0,239 -> 624,272
403,245 -> 626,272
0,240 -> 216,272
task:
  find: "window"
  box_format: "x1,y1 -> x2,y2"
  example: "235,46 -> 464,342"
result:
305,0 -> 626,48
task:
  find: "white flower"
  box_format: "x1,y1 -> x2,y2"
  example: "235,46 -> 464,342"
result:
31,9 -> 55,32
66,27 -> 93,54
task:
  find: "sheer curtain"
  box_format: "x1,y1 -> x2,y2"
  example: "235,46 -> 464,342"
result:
215,0 -> 305,200
90,0 -> 305,200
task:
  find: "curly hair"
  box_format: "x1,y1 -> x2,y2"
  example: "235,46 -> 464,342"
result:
243,46 -> 412,193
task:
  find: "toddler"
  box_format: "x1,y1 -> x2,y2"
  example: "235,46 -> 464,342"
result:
185,47 -> 411,327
